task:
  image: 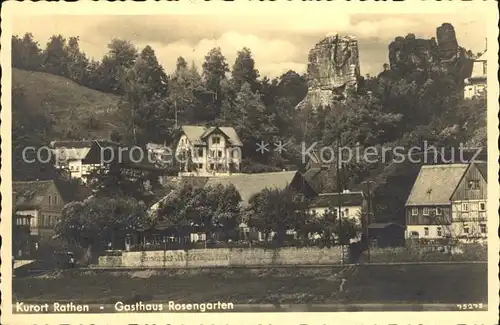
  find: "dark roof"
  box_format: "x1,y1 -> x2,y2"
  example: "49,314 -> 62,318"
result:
181,125 -> 243,146
474,161 -> 487,180
310,191 -> 363,208
13,180 -> 54,209
405,164 -> 469,206
54,180 -> 93,202
368,222 -> 405,229
50,140 -> 93,149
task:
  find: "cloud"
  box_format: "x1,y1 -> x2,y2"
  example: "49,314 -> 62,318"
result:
12,14 -> 485,78
133,32 -> 301,78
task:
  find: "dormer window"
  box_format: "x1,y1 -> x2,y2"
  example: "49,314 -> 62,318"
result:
212,137 -> 220,145
467,180 -> 480,190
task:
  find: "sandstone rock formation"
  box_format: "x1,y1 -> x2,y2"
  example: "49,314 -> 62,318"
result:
388,23 -> 473,79
296,34 -> 361,110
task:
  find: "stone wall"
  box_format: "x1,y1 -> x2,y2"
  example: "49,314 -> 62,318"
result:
98,247 -> 343,268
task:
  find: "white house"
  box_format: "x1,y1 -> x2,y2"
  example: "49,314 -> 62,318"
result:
50,140 -> 117,183
464,51 -> 487,99
175,125 -> 243,177
308,191 -> 363,223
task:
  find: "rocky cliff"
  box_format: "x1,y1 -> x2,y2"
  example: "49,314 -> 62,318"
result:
296,34 -> 361,110
388,23 -> 473,80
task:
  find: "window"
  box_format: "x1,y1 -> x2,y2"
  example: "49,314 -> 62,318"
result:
209,163 -> 215,170
198,148 -> 204,157
197,163 -> 203,169
467,180 -> 480,190
217,150 -> 223,158
212,137 -> 220,144
181,139 -> 185,145
461,203 -> 469,212
435,207 -> 442,215
479,202 -> 486,211
463,224 -> 469,234
423,207 -> 430,216
424,227 -> 429,236
48,195 -> 52,205
210,150 -> 216,158
411,208 -> 418,216
480,224 -> 486,234
437,227 -> 442,237
54,196 -> 58,205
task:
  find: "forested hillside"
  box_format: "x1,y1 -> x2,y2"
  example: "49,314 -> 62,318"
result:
11,29 -> 486,222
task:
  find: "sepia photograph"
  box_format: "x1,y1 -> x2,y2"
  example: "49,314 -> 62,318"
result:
1,2 -> 498,325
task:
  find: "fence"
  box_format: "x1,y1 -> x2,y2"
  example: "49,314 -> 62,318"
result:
98,247 -> 344,268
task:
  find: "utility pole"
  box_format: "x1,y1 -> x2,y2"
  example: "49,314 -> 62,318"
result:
174,99 -> 178,129
362,180 -> 375,262
336,138 -> 344,265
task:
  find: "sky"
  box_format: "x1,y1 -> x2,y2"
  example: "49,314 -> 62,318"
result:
12,14 -> 486,79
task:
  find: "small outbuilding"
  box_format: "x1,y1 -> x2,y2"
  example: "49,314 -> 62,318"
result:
368,222 -> 406,248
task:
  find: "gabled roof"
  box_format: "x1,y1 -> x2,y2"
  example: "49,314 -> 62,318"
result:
204,171 -> 301,205
310,191 -> 363,208
180,125 -> 243,146
13,180 -> 54,210
474,161 -> 487,180
475,50 -> 487,61
405,164 -> 469,206
50,140 -> 93,149
50,139 -> 120,161
50,141 -> 93,161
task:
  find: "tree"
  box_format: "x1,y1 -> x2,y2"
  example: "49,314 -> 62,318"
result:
246,187 -> 309,245
97,39 -> 138,94
176,56 -> 188,71
12,33 -> 43,71
56,196 -> 149,263
128,45 -> 168,99
181,184 -> 242,239
168,62 -> 215,123
231,47 -> 259,92
64,36 -> 90,84
231,82 -> 277,159
41,35 -> 69,76
275,70 -> 308,107
155,183 -> 242,240
202,47 -> 230,115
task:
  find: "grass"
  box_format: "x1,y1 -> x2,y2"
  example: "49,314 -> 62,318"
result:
12,68 -> 126,139
13,263 -> 487,305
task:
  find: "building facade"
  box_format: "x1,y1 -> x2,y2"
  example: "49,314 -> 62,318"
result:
308,191 -> 363,224
175,126 -> 243,177
13,180 -> 67,243
405,163 -> 488,241
51,140 -> 115,182
449,162 -> 487,239
464,51 -> 487,99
